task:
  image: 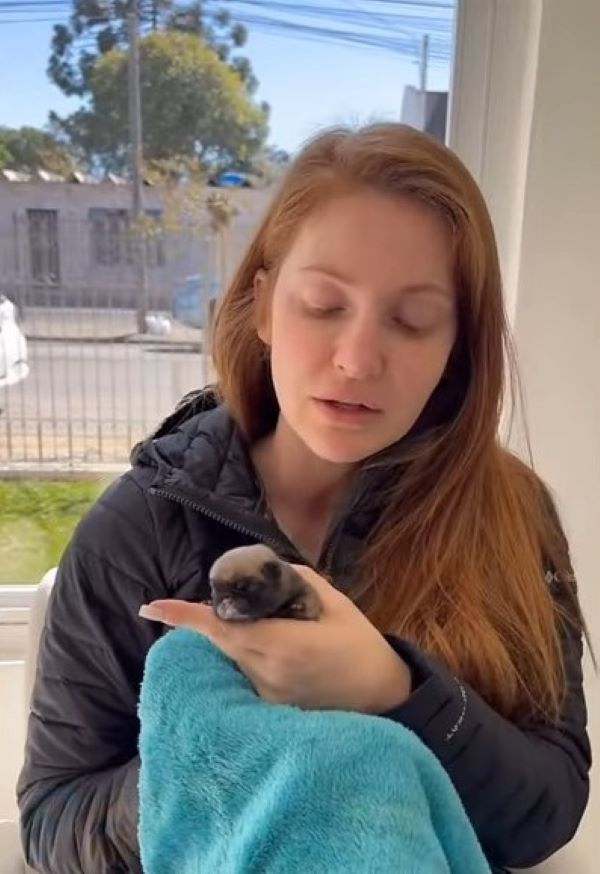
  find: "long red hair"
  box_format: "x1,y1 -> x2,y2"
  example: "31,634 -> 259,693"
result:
212,123 -> 588,721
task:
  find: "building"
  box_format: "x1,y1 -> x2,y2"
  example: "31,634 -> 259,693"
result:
0,172 -> 269,309
401,86 -> 449,142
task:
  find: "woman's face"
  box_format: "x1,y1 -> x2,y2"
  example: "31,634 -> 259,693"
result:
256,188 -> 458,464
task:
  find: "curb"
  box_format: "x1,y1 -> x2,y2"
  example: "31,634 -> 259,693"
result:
0,464 -> 126,480
27,334 -> 204,349
26,333 -> 137,344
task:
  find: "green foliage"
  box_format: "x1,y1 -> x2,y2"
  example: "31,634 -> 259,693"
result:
0,126 -> 77,175
205,191 -> 238,233
51,31 -> 269,174
0,479 -> 111,584
48,1 -> 254,96
0,140 -> 11,167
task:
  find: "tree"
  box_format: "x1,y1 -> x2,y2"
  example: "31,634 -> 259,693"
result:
0,127 -> 77,175
0,140 -> 10,169
50,31 -> 269,174
48,1 -> 256,97
206,189 -> 237,285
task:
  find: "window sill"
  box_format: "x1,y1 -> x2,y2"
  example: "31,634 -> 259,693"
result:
0,588 -> 34,660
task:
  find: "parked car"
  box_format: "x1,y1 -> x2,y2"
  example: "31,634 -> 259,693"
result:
0,295 -> 29,389
208,170 -> 254,188
172,274 -> 220,330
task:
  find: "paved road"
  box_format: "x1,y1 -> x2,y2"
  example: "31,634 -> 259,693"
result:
19,307 -> 205,343
1,338 -> 212,465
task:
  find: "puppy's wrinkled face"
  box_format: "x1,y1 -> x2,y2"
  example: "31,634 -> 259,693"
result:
208,545 -> 321,622
210,560 -> 287,621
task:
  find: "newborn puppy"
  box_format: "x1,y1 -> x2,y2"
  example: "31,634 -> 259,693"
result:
208,544 -> 322,622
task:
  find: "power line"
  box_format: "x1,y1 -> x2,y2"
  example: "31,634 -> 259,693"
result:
223,0 -> 453,11
341,0 -> 436,36
219,0 -> 453,31
219,15 -> 451,61
343,0 -> 453,6
0,2 -> 71,7
202,1 -> 452,59
0,16 -> 66,22
0,0 -> 452,29
215,0 -> 453,59
0,0 -> 454,63
338,0 -> 456,9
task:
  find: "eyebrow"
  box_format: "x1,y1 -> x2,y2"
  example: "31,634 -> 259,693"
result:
299,265 -> 452,298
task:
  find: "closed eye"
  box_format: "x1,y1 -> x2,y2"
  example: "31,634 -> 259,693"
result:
305,304 -> 344,317
392,316 -> 429,335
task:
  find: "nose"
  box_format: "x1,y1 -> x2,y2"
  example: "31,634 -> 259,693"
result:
332,316 -> 385,380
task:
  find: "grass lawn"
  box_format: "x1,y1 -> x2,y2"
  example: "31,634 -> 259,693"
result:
0,478 -> 113,584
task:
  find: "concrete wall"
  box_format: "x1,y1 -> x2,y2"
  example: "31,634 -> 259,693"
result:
0,181 -> 269,308
0,180 -> 183,308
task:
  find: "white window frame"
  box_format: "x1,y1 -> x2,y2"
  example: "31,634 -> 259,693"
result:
448,0 -> 543,326
0,586 -> 35,659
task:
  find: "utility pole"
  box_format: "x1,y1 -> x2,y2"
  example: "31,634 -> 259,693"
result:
128,0 -> 149,334
419,33 -> 430,133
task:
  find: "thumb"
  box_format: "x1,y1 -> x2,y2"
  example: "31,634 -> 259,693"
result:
289,564 -> 344,602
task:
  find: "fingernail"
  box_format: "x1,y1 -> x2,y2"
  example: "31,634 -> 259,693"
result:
138,604 -> 165,622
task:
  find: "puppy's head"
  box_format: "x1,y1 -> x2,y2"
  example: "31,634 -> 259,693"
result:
209,544 -> 286,621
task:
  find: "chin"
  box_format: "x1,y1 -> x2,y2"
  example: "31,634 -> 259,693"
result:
299,429 -> 387,465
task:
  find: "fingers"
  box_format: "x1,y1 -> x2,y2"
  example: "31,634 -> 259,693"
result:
138,599 -> 270,658
139,599 -> 223,636
139,596 -> 316,658
138,599 -> 287,698
138,562 -> 344,657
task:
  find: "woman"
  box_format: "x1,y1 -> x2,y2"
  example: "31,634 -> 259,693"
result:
18,124 -> 591,874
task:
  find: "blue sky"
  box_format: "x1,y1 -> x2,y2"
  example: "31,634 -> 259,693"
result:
0,2 -> 454,154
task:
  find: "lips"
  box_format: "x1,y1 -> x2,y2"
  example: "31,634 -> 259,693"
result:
318,397 -> 381,412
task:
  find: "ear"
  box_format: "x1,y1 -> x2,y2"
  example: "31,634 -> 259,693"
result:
253,268 -> 272,347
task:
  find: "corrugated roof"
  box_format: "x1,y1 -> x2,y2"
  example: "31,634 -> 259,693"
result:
0,169 -> 134,185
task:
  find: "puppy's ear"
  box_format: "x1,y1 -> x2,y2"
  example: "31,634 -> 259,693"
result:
261,560 -> 282,583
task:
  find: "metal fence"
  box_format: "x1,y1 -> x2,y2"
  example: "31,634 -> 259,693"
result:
0,213 -> 252,468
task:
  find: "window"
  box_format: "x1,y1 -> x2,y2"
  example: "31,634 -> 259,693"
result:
89,208 -> 133,266
89,208 -> 165,267
3,1 -> 462,584
27,209 -> 60,283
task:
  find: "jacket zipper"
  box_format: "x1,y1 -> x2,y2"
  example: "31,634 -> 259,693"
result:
149,485 -> 311,568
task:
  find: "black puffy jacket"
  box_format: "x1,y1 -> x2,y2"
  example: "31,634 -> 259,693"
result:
17,392 -> 591,873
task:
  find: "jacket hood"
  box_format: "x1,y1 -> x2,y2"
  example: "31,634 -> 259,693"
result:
131,386 -> 266,515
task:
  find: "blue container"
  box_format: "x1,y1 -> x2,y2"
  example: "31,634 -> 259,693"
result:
172,274 -> 220,329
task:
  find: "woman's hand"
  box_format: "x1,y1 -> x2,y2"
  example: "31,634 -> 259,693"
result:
139,565 -> 412,713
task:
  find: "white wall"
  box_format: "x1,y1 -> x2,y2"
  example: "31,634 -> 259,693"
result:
509,2 -> 600,865
451,1 -> 599,870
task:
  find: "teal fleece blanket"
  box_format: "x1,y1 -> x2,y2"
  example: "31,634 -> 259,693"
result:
138,628 -> 491,874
